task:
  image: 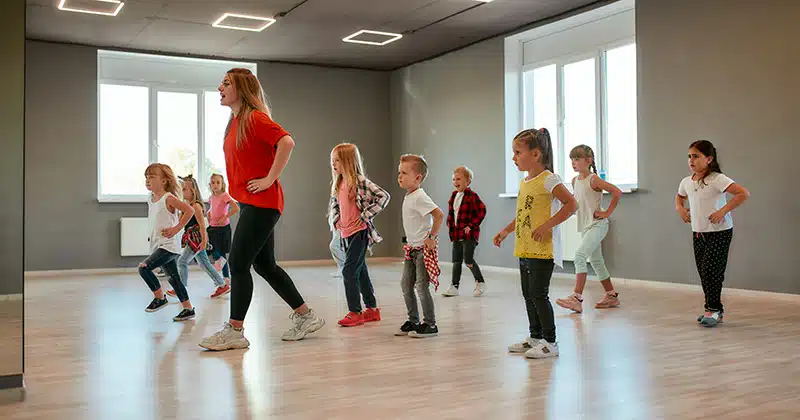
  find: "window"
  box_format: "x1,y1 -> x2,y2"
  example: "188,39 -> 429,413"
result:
503,0 -> 636,194
519,43 -> 636,187
96,50 -> 254,202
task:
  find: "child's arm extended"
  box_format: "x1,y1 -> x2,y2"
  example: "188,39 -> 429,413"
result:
709,183 -> 750,224
493,218 -> 516,247
424,208 -> 445,250
162,194 -> 195,238
591,176 -> 622,219
533,184 -> 577,242
362,178 -> 391,218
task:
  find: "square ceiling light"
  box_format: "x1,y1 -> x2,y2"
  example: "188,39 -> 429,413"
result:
57,0 -> 124,16
342,30 -> 402,46
212,13 -> 276,32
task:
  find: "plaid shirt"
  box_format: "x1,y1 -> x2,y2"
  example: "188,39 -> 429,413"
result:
329,176 -> 391,252
403,241 -> 441,291
446,188 -> 487,243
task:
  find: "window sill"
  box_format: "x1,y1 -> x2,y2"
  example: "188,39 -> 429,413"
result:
499,183 -> 638,198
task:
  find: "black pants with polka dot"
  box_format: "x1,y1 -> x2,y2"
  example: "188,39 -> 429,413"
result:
692,228 -> 733,313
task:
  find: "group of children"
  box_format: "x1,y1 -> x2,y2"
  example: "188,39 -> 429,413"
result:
139,166 -> 238,322
139,126 -> 749,359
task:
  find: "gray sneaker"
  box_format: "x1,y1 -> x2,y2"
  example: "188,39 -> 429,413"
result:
198,323 -> 250,351
281,309 -> 326,341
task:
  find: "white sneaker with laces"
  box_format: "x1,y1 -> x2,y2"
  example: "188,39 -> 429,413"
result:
525,339 -> 559,359
442,285 -> 459,297
508,337 -> 537,353
198,323 -> 250,351
474,283 -> 486,296
281,309 -> 326,341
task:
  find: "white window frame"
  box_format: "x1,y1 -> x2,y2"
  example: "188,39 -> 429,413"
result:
518,37 -> 636,188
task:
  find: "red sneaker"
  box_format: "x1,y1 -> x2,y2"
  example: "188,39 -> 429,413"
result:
337,312 -> 364,327
363,307 -> 381,322
210,284 -> 231,299
165,289 -> 177,298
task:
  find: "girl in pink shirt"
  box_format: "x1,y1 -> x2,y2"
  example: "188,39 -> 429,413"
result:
207,173 -> 239,287
328,143 -> 390,327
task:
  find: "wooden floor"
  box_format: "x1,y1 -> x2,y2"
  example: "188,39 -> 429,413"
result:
2,262 -> 800,419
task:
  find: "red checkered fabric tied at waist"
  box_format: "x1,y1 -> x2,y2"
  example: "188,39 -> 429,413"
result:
402,241 -> 441,291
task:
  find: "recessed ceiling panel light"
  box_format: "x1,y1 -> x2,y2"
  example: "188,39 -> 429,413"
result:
212,13 -> 276,32
57,0 -> 124,16
342,30 -> 402,46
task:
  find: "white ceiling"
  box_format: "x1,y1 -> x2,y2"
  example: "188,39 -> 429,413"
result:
27,0 -> 603,70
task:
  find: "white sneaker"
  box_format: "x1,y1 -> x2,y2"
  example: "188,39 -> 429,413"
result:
525,339 -> 559,359
281,309 -> 326,341
474,283 -> 486,296
508,337 -> 537,353
442,285 -> 459,297
198,323 -> 250,351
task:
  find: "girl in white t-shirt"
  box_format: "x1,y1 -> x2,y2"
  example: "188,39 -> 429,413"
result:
676,140 -> 750,327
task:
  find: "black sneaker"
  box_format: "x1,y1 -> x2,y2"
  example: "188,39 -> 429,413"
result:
394,321 -> 419,336
146,297 -> 169,312
173,308 -> 196,322
409,323 -> 438,338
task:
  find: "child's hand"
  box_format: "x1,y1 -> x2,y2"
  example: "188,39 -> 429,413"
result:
464,226 -> 471,234
532,225 -> 551,243
161,226 -> 180,238
424,238 -> 436,250
593,210 -> 610,220
493,230 -> 508,247
678,207 -> 691,223
708,210 -> 726,224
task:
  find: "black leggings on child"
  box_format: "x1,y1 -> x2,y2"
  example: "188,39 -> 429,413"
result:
229,204 -> 305,321
693,228 -> 733,312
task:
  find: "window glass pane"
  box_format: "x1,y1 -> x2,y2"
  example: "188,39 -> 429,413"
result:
606,43 -> 637,185
99,84 -> 149,197
202,91 -> 230,198
156,91 -> 198,186
524,64 -> 559,180
563,58 -> 597,179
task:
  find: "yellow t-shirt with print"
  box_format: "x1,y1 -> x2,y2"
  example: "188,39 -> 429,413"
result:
514,170 -> 563,260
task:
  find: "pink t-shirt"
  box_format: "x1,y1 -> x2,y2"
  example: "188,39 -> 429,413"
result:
209,192 -> 233,227
335,181 -> 366,239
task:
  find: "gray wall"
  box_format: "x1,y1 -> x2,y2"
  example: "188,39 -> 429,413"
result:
391,0 -> 800,294
0,1 -> 25,295
24,40 -> 395,271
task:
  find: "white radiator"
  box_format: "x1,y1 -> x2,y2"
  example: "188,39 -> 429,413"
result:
120,217 -> 151,257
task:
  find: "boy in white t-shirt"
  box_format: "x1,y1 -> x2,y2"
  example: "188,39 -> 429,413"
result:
395,154 -> 445,338
676,140 -> 750,327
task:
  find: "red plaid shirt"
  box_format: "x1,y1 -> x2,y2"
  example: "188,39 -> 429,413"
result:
402,242 -> 441,291
447,188 -> 487,243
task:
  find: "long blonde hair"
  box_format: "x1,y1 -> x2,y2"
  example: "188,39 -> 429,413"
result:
145,163 -> 181,198
179,175 -> 204,210
224,68 -> 271,149
330,143 -> 365,197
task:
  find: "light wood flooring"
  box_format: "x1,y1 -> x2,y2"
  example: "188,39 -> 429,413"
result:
2,262 -> 799,419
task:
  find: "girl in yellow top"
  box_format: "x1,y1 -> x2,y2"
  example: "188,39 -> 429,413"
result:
494,128 -> 577,359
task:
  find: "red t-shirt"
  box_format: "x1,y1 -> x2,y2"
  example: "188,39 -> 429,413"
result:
223,110 -> 290,213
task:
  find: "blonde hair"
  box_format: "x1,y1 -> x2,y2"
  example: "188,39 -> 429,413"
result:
224,68 -> 272,149
179,175 -> 204,210
330,143 -> 365,197
209,173 -> 227,193
569,145 -> 597,174
453,166 -> 473,183
400,154 -> 429,182
144,163 -> 181,198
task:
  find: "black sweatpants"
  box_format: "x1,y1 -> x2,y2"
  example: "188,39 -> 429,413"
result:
692,228 -> 733,313
229,204 -> 305,321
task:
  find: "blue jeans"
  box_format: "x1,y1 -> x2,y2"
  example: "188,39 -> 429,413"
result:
519,258 -> 556,343
139,248 -> 189,302
178,246 -> 226,288
330,230 -> 346,277
342,229 -> 377,313
574,220 -> 611,280
210,249 -> 230,278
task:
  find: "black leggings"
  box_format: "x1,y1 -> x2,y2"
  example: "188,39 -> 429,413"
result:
693,228 -> 733,313
229,204 -> 305,321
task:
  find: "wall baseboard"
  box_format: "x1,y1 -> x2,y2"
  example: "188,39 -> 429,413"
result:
439,261 -> 800,302
0,294 -> 23,302
0,374 -> 23,391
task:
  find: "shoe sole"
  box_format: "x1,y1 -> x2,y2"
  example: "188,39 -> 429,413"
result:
173,314 -> 196,322
282,317 -> 326,341
394,331 -> 411,336
210,289 -> 231,299
198,338 -> 250,351
409,332 -> 438,338
145,303 -> 168,313
556,300 -> 582,313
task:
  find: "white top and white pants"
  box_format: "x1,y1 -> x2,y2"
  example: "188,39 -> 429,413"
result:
572,174 -> 610,280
